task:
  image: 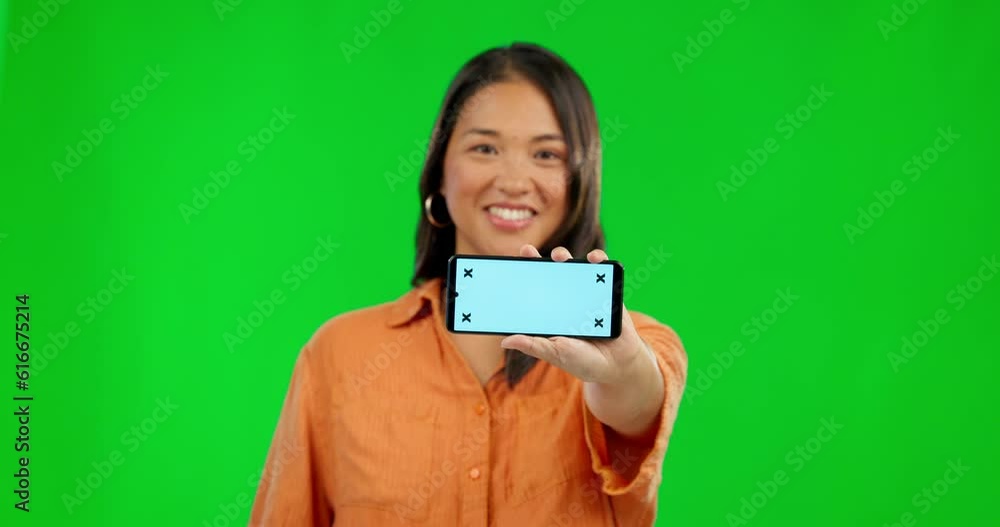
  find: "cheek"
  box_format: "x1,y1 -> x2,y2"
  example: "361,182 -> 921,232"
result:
440,158 -> 463,200
443,157 -> 491,198
535,171 -> 569,209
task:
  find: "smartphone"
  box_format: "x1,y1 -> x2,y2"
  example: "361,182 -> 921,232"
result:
445,254 -> 624,339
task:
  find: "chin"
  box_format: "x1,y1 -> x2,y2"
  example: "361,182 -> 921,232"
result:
459,226 -> 553,257
461,238 -> 519,257
482,242 -> 522,257
490,237 -> 550,257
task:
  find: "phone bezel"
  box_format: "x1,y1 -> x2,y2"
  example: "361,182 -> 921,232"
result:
445,254 -> 624,339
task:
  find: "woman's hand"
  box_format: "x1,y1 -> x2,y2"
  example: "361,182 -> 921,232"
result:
500,244 -> 665,438
500,244 -> 650,386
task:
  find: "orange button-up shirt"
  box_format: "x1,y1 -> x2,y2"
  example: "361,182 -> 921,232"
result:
249,277 -> 687,526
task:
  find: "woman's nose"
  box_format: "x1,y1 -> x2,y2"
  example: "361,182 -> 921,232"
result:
494,156 -> 532,195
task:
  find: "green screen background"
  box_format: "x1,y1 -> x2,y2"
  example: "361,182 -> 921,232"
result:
1,0 -> 997,525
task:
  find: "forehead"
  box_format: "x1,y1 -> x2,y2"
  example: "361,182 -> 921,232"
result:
454,80 -> 562,137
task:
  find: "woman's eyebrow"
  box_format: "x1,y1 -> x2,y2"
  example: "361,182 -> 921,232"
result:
530,133 -> 564,143
461,128 -> 564,142
463,128 -> 500,138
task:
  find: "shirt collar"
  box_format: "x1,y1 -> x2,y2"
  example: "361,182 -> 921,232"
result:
387,277 -> 443,327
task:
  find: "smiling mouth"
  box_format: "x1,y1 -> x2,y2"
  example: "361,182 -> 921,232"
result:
487,206 -> 536,220
485,205 -> 537,231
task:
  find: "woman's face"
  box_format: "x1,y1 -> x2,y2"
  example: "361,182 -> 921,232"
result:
441,80 -> 569,257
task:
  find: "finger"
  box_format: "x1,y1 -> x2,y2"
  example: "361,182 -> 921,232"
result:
620,305 -> 637,334
551,246 -> 573,262
520,244 -> 543,258
501,334 -> 589,370
587,249 -> 608,263
500,335 -> 536,354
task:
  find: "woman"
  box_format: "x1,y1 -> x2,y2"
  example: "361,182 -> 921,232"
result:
250,43 -> 687,526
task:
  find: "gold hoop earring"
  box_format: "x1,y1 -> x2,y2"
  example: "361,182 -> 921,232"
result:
424,194 -> 451,228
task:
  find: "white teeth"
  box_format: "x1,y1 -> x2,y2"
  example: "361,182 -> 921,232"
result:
488,206 -> 534,221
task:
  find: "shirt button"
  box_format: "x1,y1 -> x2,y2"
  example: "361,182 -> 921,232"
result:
475,403 -> 487,415
469,468 -> 481,480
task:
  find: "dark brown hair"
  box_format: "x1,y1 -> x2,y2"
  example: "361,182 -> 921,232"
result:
412,43 -> 605,387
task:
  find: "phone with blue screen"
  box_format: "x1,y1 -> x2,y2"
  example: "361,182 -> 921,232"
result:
445,255 -> 625,339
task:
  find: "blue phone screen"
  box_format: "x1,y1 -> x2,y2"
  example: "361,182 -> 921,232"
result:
451,257 -> 617,338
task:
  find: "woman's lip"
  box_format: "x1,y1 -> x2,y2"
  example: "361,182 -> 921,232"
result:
485,209 -> 535,231
487,203 -> 537,213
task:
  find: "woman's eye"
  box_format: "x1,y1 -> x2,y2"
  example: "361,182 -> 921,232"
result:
472,144 -> 497,154
536,150 -> 562,160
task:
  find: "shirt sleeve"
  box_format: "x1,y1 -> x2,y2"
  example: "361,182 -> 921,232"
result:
581,314 -> 688,526
249,343 -> 334,526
